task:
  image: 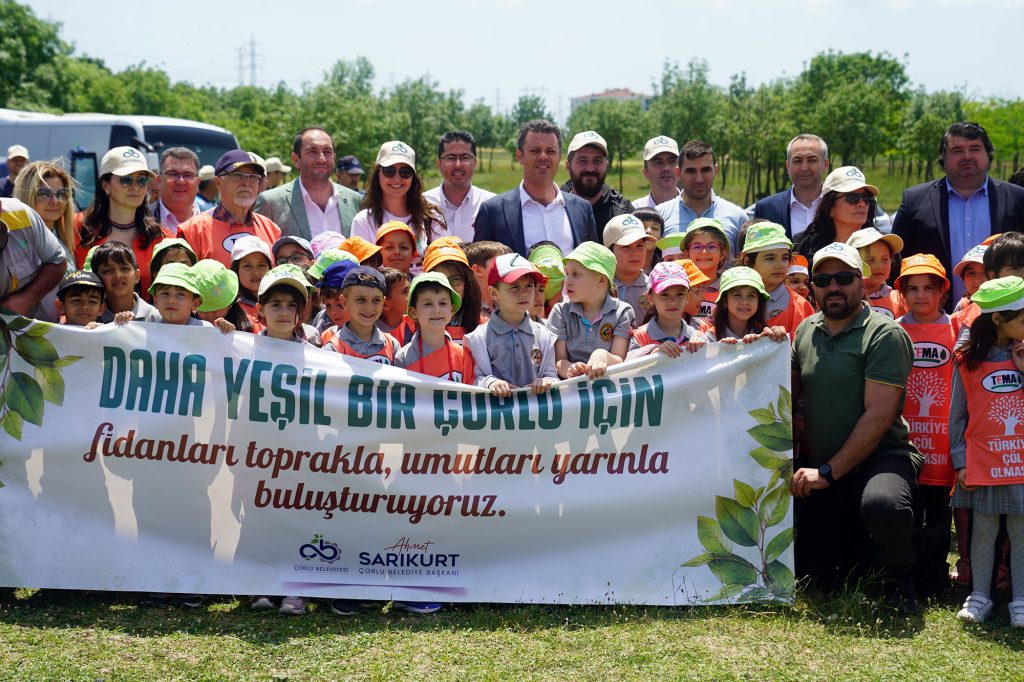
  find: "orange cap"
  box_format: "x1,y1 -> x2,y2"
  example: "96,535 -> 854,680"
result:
339,236 -> 382,264
790,254 -> 809,269
679,258 -> 711,287
423,242 -> 469,272
894,252 -> 949,290
375,220 -> 418,256
982,233 -> 1002,247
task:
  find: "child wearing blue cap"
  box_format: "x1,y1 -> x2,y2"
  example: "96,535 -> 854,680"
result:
321,266 -> 398,364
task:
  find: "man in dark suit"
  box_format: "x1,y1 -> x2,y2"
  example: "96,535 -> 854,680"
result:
893,121 -> 1024,307
474,119 -> 597,256
753,134 -> 829,239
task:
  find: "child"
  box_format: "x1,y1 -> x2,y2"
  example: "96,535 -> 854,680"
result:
894,253 -> 956,598
310,231 -> 345,259
953,245 -> 988,312
654,234 -> 686,264
740,222 -> 813,334
847,228 -> 907,319
680,259 -> 713,334
377,266 -> 413,336
604,213 -> 655,324
464,240 -> 512,316
394,272 -> 476,382
527,243 -> 565,320
272,236 -> 314,271
422,238 -> 484,341
375,220 -> 417,275
150,238 -> 197,279
316,260 -> 359,345
91,242 -> 162,323
466,253 -> 557,395
786,254 -> 812,302
707,266 -> 787,343
140,263 -> 214,328
192,259 -> 253,333
230,235 -> 273,328
627,261 -> 706,358
338,236 -> 383,268
56,270 -> 105,326
950,276 -> 1024,626
631,207 -> 664,272
680,217 -> 731,322
952,232 -> 1024,338
548,242 -> 634,379
321,266 -> 398,364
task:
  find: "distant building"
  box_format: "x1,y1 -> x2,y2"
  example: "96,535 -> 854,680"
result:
569,88 -> 653,113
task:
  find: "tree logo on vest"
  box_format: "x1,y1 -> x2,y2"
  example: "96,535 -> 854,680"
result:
912,342 -> 950,368
906,371 -> 947,417
982,369 -> 1023,394
989,395 -> 1024,436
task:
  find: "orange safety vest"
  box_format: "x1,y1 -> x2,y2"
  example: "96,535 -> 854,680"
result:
326,331 -> 398,365
237,298 -> 265,334
766,288 -> 814,334
868,289 -> 908,320
900,318 -> 955,486
697,288 -> 717,322
408,336 -> 475,383
960,357 -> 1024,486
951,301 -> 981,339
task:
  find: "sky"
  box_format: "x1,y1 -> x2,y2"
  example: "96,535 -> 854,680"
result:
26,0 -> 1024,123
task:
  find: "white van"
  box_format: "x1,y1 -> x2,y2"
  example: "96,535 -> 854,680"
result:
0,108 -> 239,207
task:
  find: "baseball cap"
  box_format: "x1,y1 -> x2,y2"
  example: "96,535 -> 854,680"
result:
375,221 -> 418,255
954,244 -> 988,279
649,261 -> 690,294
528,244 -> 566,301
971,276 -> 1024,313
57,270 -> 103,297
685,217 -> 731,246
230,235 -> 273,264
894,253 -> 949,291
100,146 -> 156,178
655,234 -> 686,258
198,165 -> 216,182
317,259 -> 359,289
603,214 -> 654,248
341,265 -> 387,294
982,233 -> 1002,247
152,238 -> 197,266
272,235 -> 313,260
742,222 -> 793,255
148,262 -> 200,297
338,236 -> 382,264
812,241 -> 863,274
822,166 -> 879,196
308,249 -> 359,280
6,144 -> 28,161
423,242 -> 469,272
488,252 -> 548,287
788,254 -> 810,276
258,264 -> 310,302
846,227 -> 904,254
376,140 -> 416,168
309,231 -> 344,258
408,272 -> 462,313
564,242 -> 616,290
567,131 -> 608,156
337,155 -> 365,175
716,266 -> 769,303
215,149 -> 266,177
192,259 -> 239,312
680,259 -> 711,287
643,136 -> 679,161
264,157 -> 291,174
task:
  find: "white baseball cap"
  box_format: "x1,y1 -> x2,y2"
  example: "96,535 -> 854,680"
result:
822,166 -> 878,196
264,157 -> 291,174
603,214 -> 654,247
643,136 -> 678,161
99,146 -> 156,178
567,131 -> 608,156
812,241 -> 863,274
376,140 -> 416,168
846,227 -> 903,254
6,144 -> 28,161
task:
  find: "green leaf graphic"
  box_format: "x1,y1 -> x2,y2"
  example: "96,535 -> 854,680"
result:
14,334 -> 59,366
708,553 -> 759,586
33,366 -> 64,406
681,552 -> 711,568
759,484 -> 791,528
747,422 -> 792,452
696,516 -> 733,555
24,322 -> 53,337
764,527 -> 794,563
0,329 -> 8,355
716,496 -> 759,547
6,372 -> 43,426
4,317 -> 31,332
737,587 -> 777,603
777,385 -> 793,429
765,560 -> 795,590
733,480 -> 759,508
2,410 -> 23,440
705,583 -> 746,602
748,408 -> 776,425
51,355 -> 83,369
749,446 -> 789,470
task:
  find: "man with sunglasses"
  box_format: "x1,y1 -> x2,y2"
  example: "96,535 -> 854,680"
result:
790,241 -> 923,613
178,150 -> 281,267
150,147 -> 201,232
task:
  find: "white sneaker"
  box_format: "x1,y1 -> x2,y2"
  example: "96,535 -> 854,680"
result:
957,593 -> 994,623
279,596 -> 308,616
1009,600 -> 1024,628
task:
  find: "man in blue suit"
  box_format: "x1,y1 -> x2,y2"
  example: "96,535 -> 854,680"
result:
474,119 -> 597,256
753,134 -> 830,239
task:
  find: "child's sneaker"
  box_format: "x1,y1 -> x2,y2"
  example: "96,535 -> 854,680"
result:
957,593 -> 993,623
394,601 -> 443,614
1009,601 -> 1024,628
250,596 -> 276,610
330,599 -> 362,615
279,596 -> 308,616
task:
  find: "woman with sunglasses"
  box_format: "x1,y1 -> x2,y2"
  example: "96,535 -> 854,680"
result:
794,166 -> 879,266
13,160 -> 77,274
350,141 -> 445,271
73,146 -> 173,295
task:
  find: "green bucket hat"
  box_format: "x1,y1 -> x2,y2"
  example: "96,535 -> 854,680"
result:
408,271 -> 462,314
307,248 -> 359,280
258,264 -> 311,303
971,276 -> 1024,313
655,233 -> 686,256
148,262 -> 200,297
82,245 -> 100,271
685,217 -> 730,245
715,266 -> 769,303
565,242 -> 616,290
741,222 -> 793,254
152,237 -> 198,266
529,244 -> 566,301
192,259 -> 239,312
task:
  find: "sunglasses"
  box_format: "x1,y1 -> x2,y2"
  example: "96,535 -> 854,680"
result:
117,175 -> 152,188
687,243 -> 720,254
841,192 -> 874,205
381,166 -> 414,180
37,187 -> 70,201
811,271 -> 860,288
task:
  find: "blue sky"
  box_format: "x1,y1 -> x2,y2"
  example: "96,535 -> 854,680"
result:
27,0 -> 1024,122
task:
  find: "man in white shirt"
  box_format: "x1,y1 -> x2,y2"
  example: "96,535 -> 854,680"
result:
424,131 -> 495,243
753,134 -> 829,239
150,147 -> 200,232
632,136 -> 680,209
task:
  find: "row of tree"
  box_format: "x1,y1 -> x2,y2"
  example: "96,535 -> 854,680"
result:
3,1 -> 1023,206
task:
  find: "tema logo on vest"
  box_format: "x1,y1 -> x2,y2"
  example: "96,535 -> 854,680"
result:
983,369 -> 1023,393
913,342 -> 950,369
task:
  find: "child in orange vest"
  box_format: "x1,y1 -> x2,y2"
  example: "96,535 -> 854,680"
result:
230,235 -> 273,331
953,244 -> 988,313
951,276 -> 1024,625
394,272 -> 475,383
627,261 -> 706,358
420,237 -> 485,341
740,222 -> 813,335
848,228 -> 907,319
321,266 -> 398,364
706,267 -> 787,344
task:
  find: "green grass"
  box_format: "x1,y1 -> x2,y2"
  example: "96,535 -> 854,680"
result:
3,584 -> 1024,680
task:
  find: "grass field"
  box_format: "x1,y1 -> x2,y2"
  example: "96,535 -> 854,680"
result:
3,582 -> 1024,680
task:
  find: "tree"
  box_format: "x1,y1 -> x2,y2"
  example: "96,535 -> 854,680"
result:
968,98 -> 1024,176
897,89 -> 965,182
906,371 -> 947,417
649,59 -> 726,148
465,100 -> 503,172
0,0 -> 65,108
989,395 -> 1024,436
567,99 -> 649,192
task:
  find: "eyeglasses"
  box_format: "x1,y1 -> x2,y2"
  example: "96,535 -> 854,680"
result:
162,171 -> 198,182
811,271 -> 860,288
117,175 -> 152,188
225,172 -> 262,184
841,192 -> 874,205
445,275 -> 465,288
277,253 -> 312,265
687,243 -> 720,254
440,154 -> 476,164
36,187 -> 70,202
381,166 -> 414,180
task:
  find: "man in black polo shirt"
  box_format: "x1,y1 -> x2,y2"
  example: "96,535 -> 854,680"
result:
560,131 -> 633,234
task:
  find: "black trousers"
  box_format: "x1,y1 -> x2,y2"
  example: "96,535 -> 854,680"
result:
913,484 -> 953,598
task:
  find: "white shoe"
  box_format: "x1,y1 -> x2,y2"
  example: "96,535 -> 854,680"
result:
1009,600 -> 1024,628
957,593 -> 994,623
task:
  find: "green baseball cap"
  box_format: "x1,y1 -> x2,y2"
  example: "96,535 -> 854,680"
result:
565,242 -> 616,290
152,237 -> 198,265
528,244 -> 566,301
82,245 -> 100,271
971,276 -> 1024,313
192,259 -> 239,312
408,271 -> 462,313
655,233 -> 686,257
742,222 -> 793,254
258,264 -> 310,303
148,262 -> 200,297
715,266 -> 769,303
685,217 -> 730,245
308,248 -> 359,280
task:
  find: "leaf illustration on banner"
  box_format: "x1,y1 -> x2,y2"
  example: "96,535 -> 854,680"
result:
716,496 -> 759,546
696,516 -> 733,555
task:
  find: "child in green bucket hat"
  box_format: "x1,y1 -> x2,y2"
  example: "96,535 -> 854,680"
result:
707,266 -> 787,344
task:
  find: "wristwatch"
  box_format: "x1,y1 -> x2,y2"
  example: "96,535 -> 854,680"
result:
818,463 -> 835,485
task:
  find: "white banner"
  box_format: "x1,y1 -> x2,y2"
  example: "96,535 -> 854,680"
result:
0,312 -> 794,605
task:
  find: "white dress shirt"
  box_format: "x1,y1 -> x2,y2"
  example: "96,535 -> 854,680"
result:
424,184 -> 496,243
519,182 -> 573,255
789,188 -> 821,237
157,200 -> 198,232
299,180 -> 343,238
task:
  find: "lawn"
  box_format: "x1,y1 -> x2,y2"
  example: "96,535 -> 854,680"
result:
3,584 -> 1024,680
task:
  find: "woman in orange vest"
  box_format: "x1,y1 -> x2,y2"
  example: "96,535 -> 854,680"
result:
950,276 -> 1024,625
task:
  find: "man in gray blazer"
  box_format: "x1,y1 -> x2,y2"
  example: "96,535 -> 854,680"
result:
474,119 -> 597,256
255,127 -> 362,240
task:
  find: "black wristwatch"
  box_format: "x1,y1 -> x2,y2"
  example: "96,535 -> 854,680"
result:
818,464 -> 835,485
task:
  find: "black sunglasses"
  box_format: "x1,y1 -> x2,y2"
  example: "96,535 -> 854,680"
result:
841,192 -> 874,205
811,271 -> 860,288
381,166 -> 414,180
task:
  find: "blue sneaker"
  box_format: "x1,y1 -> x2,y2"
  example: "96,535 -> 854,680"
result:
395,601 -> 443,614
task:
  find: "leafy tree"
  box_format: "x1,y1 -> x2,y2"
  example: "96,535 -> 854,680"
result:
897,89 -> 965,181
0,0 -> 65,108
650,58 -> 726,147
567,99 -> 650,192
968,98 -> 1024,175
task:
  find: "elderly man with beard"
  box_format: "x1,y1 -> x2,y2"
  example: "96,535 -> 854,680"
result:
178,150 -> 281,266
560,131 -> 634,233
790,241 -> 923,613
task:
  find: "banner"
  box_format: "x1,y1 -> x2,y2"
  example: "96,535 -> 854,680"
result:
0,312 -> 794,605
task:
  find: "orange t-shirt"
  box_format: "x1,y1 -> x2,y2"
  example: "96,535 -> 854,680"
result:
900,317 -> 955,486
177,210 -> 281,268
73,213 -> 175,296
960,357 -> 1024,486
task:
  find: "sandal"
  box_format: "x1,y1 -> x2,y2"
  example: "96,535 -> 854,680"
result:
957,593 -> 994,623
1009,600 -> 1024,628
